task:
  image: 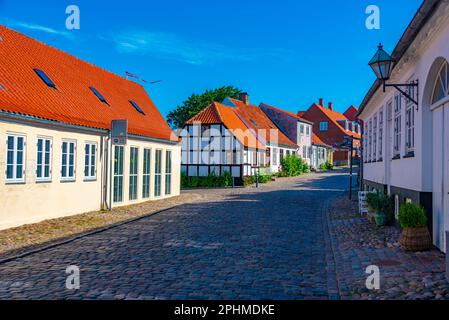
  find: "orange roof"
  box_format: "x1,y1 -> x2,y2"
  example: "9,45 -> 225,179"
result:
0,26 -> 177,142
310,103 -> 361,139
225,98 -> 298,149
185,102 -> 265,149
185,103 -> 222,125
312,133 -> 331,148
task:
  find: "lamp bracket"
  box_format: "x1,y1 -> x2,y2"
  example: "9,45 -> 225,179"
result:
382,80 -> 419,108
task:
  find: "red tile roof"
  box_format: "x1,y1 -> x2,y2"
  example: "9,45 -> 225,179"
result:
225,98 -> 298,149
185,102 -> 265,149
343,105 -> 359,121
308,103 -> 361,139
0,26 -> 177,142
312,133 -> 331,148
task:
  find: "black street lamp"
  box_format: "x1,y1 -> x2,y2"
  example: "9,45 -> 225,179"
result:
369,43 -> 419,106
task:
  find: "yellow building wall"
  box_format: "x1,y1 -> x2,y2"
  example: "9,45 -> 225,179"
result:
0,119 -> 181,230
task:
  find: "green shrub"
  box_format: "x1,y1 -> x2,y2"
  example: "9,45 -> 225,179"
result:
325,161 -> 333,170
319,163 -> 328,172
220,171 -> 233,187
301,162 -> 310,174
399,203 -> 427,228
181,172 -> 189,188
181,172 -> 234,189
366,192 -> 381,212
281,155 -> 302,177
378,194 -> 395,221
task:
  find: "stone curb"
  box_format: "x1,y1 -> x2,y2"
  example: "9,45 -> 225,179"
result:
0,204 -> 183,266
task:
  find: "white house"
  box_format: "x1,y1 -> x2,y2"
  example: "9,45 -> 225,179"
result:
180,94 -> 298,184
259,103 -> 327,170
0,26 -> 181,230
358,0 -> 449,251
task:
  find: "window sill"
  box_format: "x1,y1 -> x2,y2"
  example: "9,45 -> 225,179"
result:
403,151 -> 415,159
377,158 -> 383,162
84,178 -> 97,182
36,180 -> 52,184
60,179 -> 76,183
392,155 -> 401,161
5,181 -> 26,185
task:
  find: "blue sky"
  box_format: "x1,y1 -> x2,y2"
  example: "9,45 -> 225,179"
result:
0,0 -> 422,116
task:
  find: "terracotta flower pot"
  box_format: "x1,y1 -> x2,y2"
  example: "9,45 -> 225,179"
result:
400,227 -> 432,252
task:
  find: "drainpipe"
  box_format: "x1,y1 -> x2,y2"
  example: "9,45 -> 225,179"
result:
108,132 -> 113,211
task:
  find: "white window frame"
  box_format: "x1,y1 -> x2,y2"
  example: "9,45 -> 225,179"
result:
319,122 -> 328,132
299,124 -> 305,136
84,142 -> 97,181
36,136 -> 52,182
165,150 -> 172,196
5,133 -> 26,184
61,139 -> 76,182
373,114 -> 377,160
305,125 -> 310,137
142,148 -> 151,199
378,109 -> 383,160
368,119 -> 372,161
154,149 -> 162,198
113,145 -> 125,203
393,93 -> 402,157
129,146 -> 139,201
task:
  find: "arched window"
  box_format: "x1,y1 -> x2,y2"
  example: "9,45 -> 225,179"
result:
431,61 -> 449,105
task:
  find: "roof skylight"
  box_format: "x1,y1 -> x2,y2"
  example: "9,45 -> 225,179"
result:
34,69 -> 56,89
89,87 -> 108,104
129,100 -> 145,115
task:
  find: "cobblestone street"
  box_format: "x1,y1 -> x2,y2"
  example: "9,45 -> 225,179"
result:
0,170 -> 447,300
0,172 -> 345,300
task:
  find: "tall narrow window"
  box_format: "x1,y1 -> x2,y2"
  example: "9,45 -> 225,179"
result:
154,150 -> 162,197
113,146 -> 124,203
393,94 -> 402,158
129,147 -> 139,200
143,148 -> 151,199
61,140 -> 76,181
368,120 -> 372,161
405,103 -> 415,155
165,150 -> 172,196
6,134 -> 26,183
378,109 -> 383,160
364,124 -> 368,162
84,142 -> 97,180
373,114 -> 377,160
36,137 -> 52,182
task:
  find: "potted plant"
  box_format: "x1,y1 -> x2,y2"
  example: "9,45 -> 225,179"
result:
398,203 -> 432,252
376,194 -> 394,227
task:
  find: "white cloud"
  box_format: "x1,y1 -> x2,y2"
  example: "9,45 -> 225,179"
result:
107,30 -> 292,65
1,18 -> 73,40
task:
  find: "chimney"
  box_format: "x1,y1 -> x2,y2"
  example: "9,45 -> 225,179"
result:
319,98 -> 324,107
328,102 -> 333,110
240,92 -> 249,105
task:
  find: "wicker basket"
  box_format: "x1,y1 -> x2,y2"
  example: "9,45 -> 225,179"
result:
400,227 -> 432,252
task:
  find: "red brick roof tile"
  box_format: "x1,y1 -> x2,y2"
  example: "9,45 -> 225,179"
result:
226,98 -> 298,149
0,26 -> 177,142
